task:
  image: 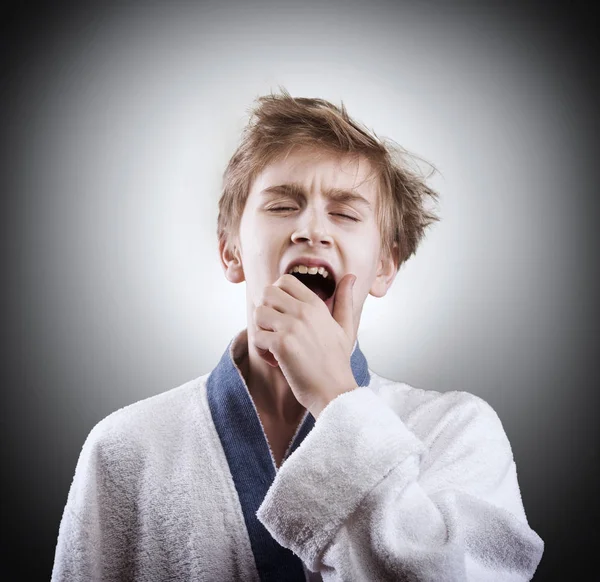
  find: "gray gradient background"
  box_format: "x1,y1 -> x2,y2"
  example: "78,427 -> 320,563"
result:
1,0 -> 598,580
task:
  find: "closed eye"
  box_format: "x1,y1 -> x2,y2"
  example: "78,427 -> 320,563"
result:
268,207 -> 360,222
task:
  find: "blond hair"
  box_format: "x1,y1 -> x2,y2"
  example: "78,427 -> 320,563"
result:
217,88 -> 440,270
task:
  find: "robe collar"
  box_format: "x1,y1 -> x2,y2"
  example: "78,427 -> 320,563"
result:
207,328 -> 370,581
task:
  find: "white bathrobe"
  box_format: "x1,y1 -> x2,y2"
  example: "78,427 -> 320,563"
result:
51,328 -> 544,581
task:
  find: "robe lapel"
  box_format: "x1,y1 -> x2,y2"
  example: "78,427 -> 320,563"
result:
207,328 -> 370,581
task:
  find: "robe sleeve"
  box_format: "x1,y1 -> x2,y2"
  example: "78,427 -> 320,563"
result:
51,421 -> 140,582
256,387 -> 544,581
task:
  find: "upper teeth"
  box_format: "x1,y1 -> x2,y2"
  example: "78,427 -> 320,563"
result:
288,265 -> 329,278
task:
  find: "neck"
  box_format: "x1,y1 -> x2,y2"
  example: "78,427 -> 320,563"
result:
236,328 -> 306,425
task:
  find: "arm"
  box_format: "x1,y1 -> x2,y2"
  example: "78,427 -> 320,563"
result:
51,423 -> 140,582
256,387 -> 544,581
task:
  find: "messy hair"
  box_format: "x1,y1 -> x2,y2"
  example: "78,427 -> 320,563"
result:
217,87 -> 440,270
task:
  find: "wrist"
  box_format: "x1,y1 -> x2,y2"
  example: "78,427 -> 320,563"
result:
310,382 -> 359,420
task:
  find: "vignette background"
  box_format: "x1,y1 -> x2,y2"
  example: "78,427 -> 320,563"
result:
1,0 -> 598,580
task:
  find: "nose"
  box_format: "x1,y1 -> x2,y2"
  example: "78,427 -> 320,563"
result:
290,208 -> 333,246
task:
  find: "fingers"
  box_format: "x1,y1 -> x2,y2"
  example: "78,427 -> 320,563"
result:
253,278 -> 312,368
258,283 -> 294,314
253,303 -> 280,366
257,346 -> 279,367
254,304 -> 280,332
273,273 -> 316,303
255,284 -> 300,329
253,328 -> 279,368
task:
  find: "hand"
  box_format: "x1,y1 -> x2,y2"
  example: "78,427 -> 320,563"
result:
252,273 -> 360,419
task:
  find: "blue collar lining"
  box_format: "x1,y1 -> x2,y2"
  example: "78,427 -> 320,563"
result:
207,329 -> 370,581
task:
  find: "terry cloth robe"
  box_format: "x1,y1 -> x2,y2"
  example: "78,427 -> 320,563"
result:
52,328 -> 544,582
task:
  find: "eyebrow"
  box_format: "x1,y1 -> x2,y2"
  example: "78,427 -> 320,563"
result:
260,183 -> 372,210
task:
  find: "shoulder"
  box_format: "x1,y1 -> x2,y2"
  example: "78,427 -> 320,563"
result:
80,374 -> 211,473
366,371 -> 518,495
367,370 -> 509,449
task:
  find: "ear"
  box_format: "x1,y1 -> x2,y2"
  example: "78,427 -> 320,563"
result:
369,242 -> 399,298
219,236 -> 245,284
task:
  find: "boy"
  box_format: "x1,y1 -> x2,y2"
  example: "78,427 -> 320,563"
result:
52,90 -> 544,581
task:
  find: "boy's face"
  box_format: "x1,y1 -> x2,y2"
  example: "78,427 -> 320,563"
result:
220,146 -> 398,323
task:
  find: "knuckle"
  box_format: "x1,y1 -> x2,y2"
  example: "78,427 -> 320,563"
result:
273,335 -> 284,352
284,326 -> 298,346
298,305 -> 310,322
261,287 -> 274,305
254,304 -> 265,321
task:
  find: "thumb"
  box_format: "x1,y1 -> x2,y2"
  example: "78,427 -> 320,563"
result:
332,273 -> 356,338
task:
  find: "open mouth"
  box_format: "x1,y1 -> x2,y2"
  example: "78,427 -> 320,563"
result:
290,271 -> 336,303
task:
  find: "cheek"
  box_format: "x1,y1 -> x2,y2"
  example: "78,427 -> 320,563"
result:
351,246 -> 378,276
350,250 -> 380,292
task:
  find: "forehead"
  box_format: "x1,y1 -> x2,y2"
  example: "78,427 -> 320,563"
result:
250,146 -> 379,201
